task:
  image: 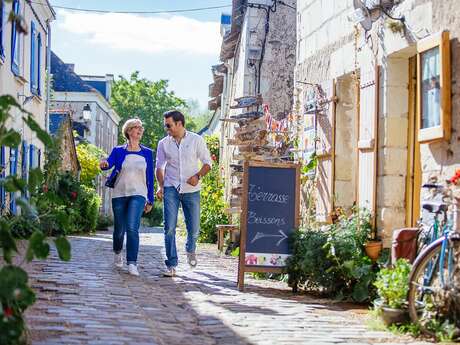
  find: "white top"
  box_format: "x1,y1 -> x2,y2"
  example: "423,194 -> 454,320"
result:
112,153 -> 148,200
156,131 -> 212,194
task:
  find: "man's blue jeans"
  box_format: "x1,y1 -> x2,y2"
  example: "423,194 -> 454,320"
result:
112,195 -> 146,265
163,187 -> 200,268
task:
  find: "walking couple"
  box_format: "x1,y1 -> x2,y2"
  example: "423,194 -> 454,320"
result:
100,110 -> 212,277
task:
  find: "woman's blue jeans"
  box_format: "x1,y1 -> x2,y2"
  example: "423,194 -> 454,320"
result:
112,195 -> 146,265
163,187 -> 200,268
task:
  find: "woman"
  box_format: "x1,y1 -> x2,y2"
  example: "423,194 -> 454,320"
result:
100,118 -> 154,276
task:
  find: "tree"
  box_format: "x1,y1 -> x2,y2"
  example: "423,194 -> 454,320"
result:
111,72 -> 185,149
185,99 -> 213,131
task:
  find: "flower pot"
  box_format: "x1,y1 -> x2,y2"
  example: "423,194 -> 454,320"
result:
380,305 -> 409,326
365,240 -> 382,261
373,299 -> 411,326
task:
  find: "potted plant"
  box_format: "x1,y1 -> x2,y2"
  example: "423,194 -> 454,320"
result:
356,208 -> 382,261
373,259 -> 411,325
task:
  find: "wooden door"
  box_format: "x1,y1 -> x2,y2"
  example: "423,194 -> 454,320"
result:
316,80 -> 336,222
358,63 -> 379,217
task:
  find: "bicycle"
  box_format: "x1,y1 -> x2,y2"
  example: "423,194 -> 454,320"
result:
407,183 -> 460,336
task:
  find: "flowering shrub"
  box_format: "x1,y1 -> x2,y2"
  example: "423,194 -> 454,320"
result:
199,135 -> 229,243
76,142 -> 105,187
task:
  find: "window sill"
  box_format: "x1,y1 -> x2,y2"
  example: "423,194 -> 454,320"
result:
14,74 -> 27,85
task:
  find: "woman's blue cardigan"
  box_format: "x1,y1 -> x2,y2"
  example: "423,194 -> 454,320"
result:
102,144 -> 155,205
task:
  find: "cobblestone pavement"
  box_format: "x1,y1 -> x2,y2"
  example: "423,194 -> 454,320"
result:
25,227 -> 431,345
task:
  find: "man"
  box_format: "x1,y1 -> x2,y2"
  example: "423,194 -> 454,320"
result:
156,110 -> 212,277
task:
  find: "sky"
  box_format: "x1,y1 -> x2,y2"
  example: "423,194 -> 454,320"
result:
50,1 -> 231,110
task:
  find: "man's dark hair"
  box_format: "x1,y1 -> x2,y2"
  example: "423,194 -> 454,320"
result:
163,110 -> 185,126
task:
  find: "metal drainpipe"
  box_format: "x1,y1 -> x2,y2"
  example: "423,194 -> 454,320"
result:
45,20 -> 51,133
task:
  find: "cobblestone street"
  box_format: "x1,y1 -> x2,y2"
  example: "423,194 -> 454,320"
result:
25,228 -> 430,345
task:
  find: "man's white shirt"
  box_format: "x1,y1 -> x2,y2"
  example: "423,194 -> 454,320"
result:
156,131 -> 212,194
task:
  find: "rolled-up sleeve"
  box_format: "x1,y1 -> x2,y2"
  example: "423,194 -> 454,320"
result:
156,140 -> 167,170
197,137 -> 212,167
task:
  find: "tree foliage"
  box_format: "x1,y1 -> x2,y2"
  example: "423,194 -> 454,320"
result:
110,72 -> 186,149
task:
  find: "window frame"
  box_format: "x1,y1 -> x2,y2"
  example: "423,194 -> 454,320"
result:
417,30 -> 451,143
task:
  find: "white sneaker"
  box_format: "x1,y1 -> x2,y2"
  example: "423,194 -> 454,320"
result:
128,264 -> 139,276
187,252 -> 197,268
114,253 -> 123,268
162,267 -> 176,277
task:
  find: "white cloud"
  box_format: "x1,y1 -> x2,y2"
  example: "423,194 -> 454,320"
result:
56,10 -> 222,56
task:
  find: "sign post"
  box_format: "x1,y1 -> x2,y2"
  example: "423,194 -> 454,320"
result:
237,161 -> 300,291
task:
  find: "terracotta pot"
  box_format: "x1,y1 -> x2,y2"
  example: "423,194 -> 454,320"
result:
365,240 -> 382,261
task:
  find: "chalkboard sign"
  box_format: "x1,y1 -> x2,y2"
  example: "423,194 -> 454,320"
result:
238,161 -> 300,290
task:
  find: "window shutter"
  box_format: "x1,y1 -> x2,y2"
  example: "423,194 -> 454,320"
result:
21,140 -> 28,181
0,1 -> 4,57
11,0 -> 20,75
0,146 -> 5,211
9,147 -> 18,214
30,22 -> 36,91
37,33 -> 42,94
315,80 -> 336,222
358,63 -> 379,214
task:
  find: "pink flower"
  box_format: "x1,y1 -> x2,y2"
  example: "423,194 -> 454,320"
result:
211,154 -> 217,161
70,191 -> 78,200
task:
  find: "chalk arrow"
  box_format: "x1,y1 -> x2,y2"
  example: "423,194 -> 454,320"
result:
250,230 -> 288,246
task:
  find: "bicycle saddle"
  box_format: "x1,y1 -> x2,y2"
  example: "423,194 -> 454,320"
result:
422,201 -> 448,213
422,183 -> 444,189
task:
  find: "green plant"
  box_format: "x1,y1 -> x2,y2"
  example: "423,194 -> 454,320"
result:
287,207 -> 377,302
97,215 -> 114,230
0,94 -> 72,345
76,142 -> 106,187
199,135 -> 228,243
142,201 -> 163,227
374,259 -> 411,309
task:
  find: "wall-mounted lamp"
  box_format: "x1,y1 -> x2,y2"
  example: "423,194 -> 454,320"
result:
82,104 -> 92,121
17,93 -> 34,106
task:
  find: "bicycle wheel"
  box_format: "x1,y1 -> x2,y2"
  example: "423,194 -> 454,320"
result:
408,236 -> 454,335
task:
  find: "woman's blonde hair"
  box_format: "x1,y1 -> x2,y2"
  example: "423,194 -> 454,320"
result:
122,118 -> 143,141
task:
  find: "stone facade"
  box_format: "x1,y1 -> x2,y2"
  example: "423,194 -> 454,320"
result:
0,0 -> 55,214
214,0 -> 297,205
296,0 -> 460,245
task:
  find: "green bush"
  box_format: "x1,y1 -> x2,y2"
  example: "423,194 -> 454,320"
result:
97,215 -> 114,230
199,135 -> 228,243
286,208 -> 378,302
9,215 -> 41,239
142,201 -> 163,227
34,172 -> 101,235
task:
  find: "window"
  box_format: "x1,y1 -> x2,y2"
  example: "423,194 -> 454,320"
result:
30,22 -> 41,94
0,0 -> 5,59
11,0 -> 21,76
417,31 -> 451,142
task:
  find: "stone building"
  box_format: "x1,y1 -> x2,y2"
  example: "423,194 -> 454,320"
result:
211,0 -> 297,205
50,51 -> 120,216
296,0 -> 460,245
0,0 -> 55,214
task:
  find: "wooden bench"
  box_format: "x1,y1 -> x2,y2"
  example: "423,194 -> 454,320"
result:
216,224 -> 239,252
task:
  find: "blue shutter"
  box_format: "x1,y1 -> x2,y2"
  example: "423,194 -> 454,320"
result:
0,146 -> 5,211
37,33 -> 42,95
21,140 -> 28,180
9,147 -> 18,214
11,0 -> 20,76
29,144 -> 35,168
30,22 -> 36,92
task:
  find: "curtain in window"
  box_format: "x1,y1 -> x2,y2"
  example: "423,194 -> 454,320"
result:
11,0 -> 20,75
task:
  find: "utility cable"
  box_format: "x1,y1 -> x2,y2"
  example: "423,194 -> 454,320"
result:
29,2 -> 231,14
